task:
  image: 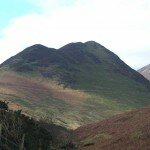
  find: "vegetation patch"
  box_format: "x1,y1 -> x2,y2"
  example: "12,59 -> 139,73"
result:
131,131 -> 142,139
82,138 -> 95,147
94,133 -> 112,140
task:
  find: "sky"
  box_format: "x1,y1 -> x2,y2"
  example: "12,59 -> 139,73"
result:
0,0 -> 150,70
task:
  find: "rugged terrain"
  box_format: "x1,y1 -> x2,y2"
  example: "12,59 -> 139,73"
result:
75,107 -> 150,150
138,64 -> 150,80
0,41 -> 150,128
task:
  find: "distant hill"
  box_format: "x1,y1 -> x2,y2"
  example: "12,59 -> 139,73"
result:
75,107 -> 150,150
0,41 -> 150,128
138,64 -> 150,80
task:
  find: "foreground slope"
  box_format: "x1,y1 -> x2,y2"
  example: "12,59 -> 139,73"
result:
0,101 -> 55,149
75,107 -> 150,150
0,101 -> 75,150
0,41 -> 150,128
138,64 -> 150,80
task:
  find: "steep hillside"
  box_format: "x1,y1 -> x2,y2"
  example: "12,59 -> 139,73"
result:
75,107 -> 150,150
138,64 -> 150,80
0,41 -> 150,128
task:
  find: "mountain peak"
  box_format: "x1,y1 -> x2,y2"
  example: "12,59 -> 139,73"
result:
84,41 -> 104,48
25,44 -> 49,50
85,40 -> 100,45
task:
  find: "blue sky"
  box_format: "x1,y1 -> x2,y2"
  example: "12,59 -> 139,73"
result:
0,0 -> 35,28
0,0 -> 150,69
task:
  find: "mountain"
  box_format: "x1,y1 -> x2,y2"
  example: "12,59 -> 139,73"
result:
138,64 -> 150,81
74,107 -> 150,150
1,42 -> 149,86
0,41 -> 150,129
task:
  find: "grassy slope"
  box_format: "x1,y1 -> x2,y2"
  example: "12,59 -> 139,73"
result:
75,107 -> 150,150
0,68 -> 149,129
0,70 -> 90,129
0,41 -> 150,129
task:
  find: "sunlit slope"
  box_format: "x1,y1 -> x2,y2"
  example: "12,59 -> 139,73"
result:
0,41 -> 150,128
0,71 -> 90,129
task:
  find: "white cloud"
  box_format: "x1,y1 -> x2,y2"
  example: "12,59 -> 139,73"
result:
0,0 -> 150,69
